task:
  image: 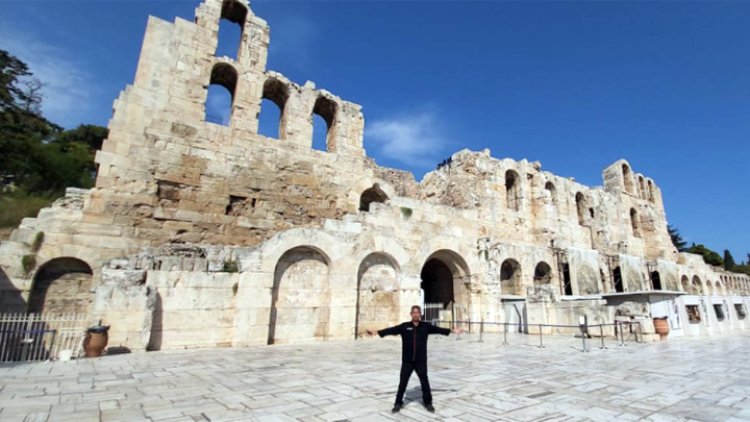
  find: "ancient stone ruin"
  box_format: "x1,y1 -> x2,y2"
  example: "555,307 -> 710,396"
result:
1,0 -> 748,350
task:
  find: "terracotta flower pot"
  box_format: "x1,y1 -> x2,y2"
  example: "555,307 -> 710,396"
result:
653,317 -> 669,340
83,326 -> 110,357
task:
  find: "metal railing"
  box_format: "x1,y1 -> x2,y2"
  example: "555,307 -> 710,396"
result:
0,313 -> 88,363
434,319 -> 644,352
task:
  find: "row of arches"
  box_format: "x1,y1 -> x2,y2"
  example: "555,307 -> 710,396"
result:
271,246 -> 470,344
621,163 -> 656,204
204,64 -> 338,152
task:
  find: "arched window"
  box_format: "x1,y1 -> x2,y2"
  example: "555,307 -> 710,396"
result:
533,262 -> 552,286
359,184 -> 388,212
312,96 -> 337,152
681,275 -> 690,292
258,78 -> 289,139
544,181 -> 557,204
575,192 -> 586,225
622,164 -> 634,195
630,208 -> 641,238
500,259 -> 522,295
204,63 -> 238,126
647,180 -> 655,203
613,267 -> 624,293
651,271 -> 662,290
692,276 -> 703,295
215,0 -> 247,60
505,170 -> 520,211
638,176 -> 646,199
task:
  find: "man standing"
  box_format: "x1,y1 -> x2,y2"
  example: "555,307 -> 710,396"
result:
366,305 -> 463,413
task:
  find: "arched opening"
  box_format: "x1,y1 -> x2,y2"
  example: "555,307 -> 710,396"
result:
355,253 -> 399,339
505,170 -> 520,211
420,250 -> 470,323
622,164 -> 634,195
204,63 -> 238,126
269,247 -> 331,345
681,275 -> 690,292
500,259 -> 522,295
28,258 -> 93,314
577,265 -> 599,294
0,266 -> 25,313
613,267 -> 624,293
544,181 -> 557,204
258,78 -> 289,139
638,176 -> 646,199
575,192 -> 586,225
312,96 -> 337,152
647,180 -> 655,202
215,0 -> 247,60
533,262 -> 552,286
359,184 -> 388,212
630,208 -> 641,238
562,263 -> 573,295
691,276 -> 703,295
650,271 -> 662,290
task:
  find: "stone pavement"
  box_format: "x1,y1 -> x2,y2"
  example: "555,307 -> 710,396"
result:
2,331 -> 750,422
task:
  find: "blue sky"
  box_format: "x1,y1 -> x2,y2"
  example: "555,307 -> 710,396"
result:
1,0 -> 748,261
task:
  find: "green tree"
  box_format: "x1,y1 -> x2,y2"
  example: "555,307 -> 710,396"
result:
723,250 -> 736,271
0,50 -> 106,230
685,243 -> 724,267
667,224 -> 687,251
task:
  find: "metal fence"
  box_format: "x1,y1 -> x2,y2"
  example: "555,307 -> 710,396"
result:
434,319 -> 645,352
0,313 -> 88,363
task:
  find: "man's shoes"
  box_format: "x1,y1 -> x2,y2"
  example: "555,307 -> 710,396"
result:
392,404 -> 402,413
424,403 -> 435,413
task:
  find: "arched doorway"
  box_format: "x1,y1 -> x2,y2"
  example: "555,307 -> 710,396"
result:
268,247 -> 331,345
613,267 -> 624,293
420,250 -> 470,323
500,259 -> 522,295
651,271 -> 662,290
355,253 -> 399,338
28,258 -> 93,314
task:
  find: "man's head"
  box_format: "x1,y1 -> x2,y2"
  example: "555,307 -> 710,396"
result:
410,305 -> 422,322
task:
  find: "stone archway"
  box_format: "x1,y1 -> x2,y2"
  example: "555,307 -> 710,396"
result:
420,250 -> 470,322
28,258 -> 93,314
268,247 -> 331,345
500,259 -> 522,295
355,252 -> 399,338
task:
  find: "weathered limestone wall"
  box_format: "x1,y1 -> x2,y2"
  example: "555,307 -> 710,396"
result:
0,0 -> 748,350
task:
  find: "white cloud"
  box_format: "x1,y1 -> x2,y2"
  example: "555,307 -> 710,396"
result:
0,27 -> 95,128
365,112 -> 450,169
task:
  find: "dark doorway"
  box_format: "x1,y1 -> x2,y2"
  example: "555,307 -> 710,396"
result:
613,267 -> 624,293
562,263 -> 573,295
421,259 -> 454,308
650,271 -> 662,290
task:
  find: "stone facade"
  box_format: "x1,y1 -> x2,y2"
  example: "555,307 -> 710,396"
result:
0,0 -> 748,350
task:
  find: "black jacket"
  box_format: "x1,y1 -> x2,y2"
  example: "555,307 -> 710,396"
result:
378,321 -> 451,362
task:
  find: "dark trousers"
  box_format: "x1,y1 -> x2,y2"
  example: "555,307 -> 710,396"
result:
395,360 -> 432,405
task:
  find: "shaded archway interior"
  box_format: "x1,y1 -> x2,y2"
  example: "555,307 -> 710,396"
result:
28,258 -> 93,314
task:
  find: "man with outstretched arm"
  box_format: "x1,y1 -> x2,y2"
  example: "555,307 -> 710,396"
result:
366,305 -> 463,413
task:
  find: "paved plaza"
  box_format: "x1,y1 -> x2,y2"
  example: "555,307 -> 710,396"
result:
1,331 -> 750,422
